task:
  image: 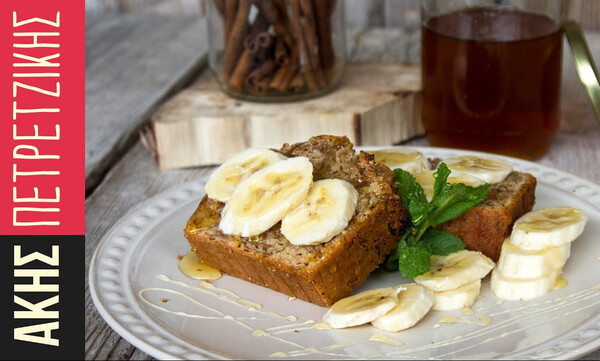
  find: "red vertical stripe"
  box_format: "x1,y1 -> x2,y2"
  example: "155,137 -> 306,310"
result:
1,0 -> 85,236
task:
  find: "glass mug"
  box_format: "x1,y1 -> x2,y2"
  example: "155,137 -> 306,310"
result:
421,0 -> 564,159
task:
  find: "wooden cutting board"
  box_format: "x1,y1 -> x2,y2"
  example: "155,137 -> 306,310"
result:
150,63 -> 423,170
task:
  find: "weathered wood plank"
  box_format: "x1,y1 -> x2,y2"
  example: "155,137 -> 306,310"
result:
151,63 -> 424,169
85,13 -> 207,194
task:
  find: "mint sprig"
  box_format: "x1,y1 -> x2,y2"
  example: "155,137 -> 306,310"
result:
386,163 -> 490,278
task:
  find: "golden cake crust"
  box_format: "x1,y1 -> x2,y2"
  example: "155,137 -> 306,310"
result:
184,135 -> 408,307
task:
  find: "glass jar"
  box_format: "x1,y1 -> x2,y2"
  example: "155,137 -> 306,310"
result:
207,0 -> 346,102
421,0 -> 564,160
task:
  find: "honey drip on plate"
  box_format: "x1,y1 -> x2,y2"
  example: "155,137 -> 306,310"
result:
178,251 -> 222,280
252,329 -> 269,337
553,276 -> 568,290
311,322 -> 332,330
368,334 -> 404,346
435,307 -> 492,327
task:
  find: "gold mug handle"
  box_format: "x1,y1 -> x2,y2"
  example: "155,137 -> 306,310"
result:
563,20 -> 600,126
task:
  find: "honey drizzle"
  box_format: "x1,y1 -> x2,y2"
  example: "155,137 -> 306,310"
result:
155,274 -> 295,320
139,274 -> 600,359
177,251 -> 222,280
368,334 -> 404,346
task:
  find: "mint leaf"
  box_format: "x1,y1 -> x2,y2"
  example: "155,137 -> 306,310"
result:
388,161 -> 490,279
432,162 -> 452,200
429,182 -> 490,225
393,169 -> 430,226
397,241 -> 431,278
421,228 -> 465,255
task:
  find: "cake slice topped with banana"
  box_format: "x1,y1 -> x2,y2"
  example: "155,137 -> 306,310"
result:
185,135 -> 406,307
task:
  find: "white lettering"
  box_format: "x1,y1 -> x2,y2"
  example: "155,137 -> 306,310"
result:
14,245 -> 59,266
13,32 -> 60,48
13,164 -> 60,182
13,208 -> 60,227
14,295 -> 59,319
13,124 -> 60,140
14,269 -> 59,292
13,12 -> 60,28
14,322 -> 59,346
13,145 -> 60,160
13,81 -> 60,97
13,101 -> 59,120
13,53 -> 60,67
13,187 -> 60,203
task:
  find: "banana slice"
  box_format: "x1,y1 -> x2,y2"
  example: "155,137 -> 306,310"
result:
219,157 -> 313,237
281,179 -> 358,246
490,267 -> 560,301
369,147 -> 428,174
323,287 -> 401,329
371,283 -> 434,332
413,170 -> 486,202
414,250 -> 495,292
496,240 -> 571,279
432,279 -> 481,311
205,147 -> 287,202
509,206 -> 587,251
442,155 -> 513,184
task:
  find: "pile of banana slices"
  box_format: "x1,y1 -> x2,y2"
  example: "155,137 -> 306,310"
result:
323,250 -> 495,331
491,206 -> 587,300
204,147 -> 359,246
321,147 -> 588,332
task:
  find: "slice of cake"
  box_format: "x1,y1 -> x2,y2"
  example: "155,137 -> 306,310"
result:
184,135 -> 408,307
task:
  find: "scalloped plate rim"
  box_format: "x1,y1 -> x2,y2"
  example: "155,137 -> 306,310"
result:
88,145 -> 600,360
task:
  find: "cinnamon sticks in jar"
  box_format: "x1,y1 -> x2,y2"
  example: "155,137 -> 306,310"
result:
212,0 -> 341,100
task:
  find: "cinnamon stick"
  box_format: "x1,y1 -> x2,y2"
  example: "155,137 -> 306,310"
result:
223,0 -> 251,77
246,59 -> 277,86
274,38 -> 289,65
246,78 -> 270,95
289,0 -> 325,91
269,47 -> 299,92
288,73 -> 305,93
259,0 -> 295,49
228,48 -> 256,92
256,32 -> 274,48
223,0 -> 239,43
213,0 -> 226,16
312,0 -> 335,69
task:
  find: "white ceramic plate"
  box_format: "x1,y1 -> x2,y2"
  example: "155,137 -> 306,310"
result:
89,146 -> 600,360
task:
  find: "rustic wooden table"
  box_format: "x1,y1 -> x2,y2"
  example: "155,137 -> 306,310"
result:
84,14 -> 600,360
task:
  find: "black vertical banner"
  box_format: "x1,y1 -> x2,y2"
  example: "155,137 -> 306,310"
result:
2,236 -> 84,359
1,1 -> 86,359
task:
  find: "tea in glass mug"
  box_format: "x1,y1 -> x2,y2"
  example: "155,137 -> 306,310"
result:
421,0 -> 563,159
